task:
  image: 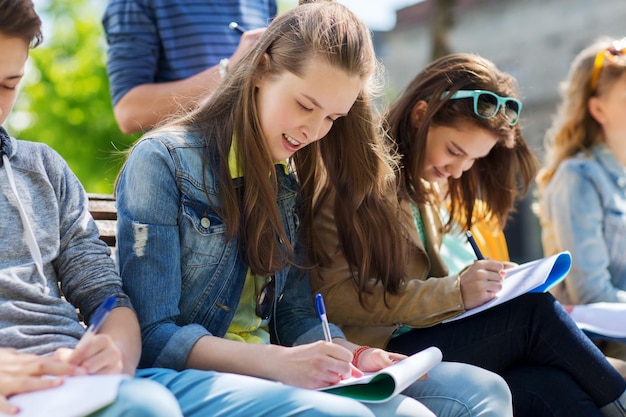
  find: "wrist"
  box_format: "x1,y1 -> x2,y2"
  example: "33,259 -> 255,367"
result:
351,345 -> 370,367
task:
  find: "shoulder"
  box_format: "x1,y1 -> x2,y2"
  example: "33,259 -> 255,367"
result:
550,150 -> 605,184
133,129 -> 206,154
10,138 -> 71,177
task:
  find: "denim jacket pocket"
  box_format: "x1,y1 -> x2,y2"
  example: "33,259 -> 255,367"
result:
180,200 -> 227,269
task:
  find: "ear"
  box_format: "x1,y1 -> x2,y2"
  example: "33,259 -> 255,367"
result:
254,53 -> 272,87
410,100 -> 429,128
588,96 -> 606,124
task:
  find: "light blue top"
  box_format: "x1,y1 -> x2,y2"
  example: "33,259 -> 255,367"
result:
115,130 -> 345,371
102,0 -> 277,105
540,143 -> 626,304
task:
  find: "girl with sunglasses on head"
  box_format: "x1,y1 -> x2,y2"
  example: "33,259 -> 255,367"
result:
537,37 -> 626,357
309,52 -> 626,417
114,2 -> 512,416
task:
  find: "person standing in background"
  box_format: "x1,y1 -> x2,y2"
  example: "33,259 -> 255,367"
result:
102,0 -> 275,134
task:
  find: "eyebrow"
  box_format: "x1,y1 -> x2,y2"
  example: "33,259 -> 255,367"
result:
302,93 -> 348,117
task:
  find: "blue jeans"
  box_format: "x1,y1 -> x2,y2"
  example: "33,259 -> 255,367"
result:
387,293 -> 626,417
406,361 -> 512,417
91,378 -> 182,417
137,367 -> 434,417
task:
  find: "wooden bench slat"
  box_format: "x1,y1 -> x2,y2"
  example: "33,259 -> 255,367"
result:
88,193 -> 117,248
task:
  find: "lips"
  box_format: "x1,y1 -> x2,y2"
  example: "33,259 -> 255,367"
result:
284,134 -> 301,147
282,134 -> 303,153
433,167 -> 448,179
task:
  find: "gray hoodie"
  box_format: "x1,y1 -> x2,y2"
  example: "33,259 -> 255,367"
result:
0,127 -> 132,355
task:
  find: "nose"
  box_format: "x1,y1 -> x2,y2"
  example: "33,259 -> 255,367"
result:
301,116 -> 327,144
448,159 -> 474,179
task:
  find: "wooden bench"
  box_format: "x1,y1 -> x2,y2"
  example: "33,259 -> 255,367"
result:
87,193 -> 117,249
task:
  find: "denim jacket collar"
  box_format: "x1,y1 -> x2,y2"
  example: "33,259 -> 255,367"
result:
591,144 -> 626,190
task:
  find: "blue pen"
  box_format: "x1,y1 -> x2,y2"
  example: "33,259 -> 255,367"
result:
315,293 -> 332,342
77,296 -> 116,347
465,230 -> 485,260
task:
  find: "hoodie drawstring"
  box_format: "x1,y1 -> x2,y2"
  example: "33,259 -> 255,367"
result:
1,130 -> 49,295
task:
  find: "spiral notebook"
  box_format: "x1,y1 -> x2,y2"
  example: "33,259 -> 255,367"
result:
317,346 -> 443,403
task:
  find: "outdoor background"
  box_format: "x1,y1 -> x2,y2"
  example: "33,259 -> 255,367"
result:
7,0 -> 626,262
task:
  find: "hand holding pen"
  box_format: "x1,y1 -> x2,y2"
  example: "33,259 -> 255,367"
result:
315,293 -> 367,382
226,22 -> 266,72
460,231 -> 506,309
64,296 -> 123,374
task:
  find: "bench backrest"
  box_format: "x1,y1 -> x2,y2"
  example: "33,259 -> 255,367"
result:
87,193 -> 117,249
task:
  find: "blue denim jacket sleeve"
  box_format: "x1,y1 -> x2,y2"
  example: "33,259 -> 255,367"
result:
542,156 -> 626,304
116,138 -> 209,370
273,262 -> 345,347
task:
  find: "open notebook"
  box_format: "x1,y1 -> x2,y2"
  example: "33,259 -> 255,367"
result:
445,251 -> 572,322
567,302 -> 626,342
318,346 -> 443,403
0,374 -> 126,417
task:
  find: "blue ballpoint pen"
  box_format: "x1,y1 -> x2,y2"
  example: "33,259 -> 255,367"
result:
465,230 -> 485,260
315,293 -> 333,342
77,296 -> 117,347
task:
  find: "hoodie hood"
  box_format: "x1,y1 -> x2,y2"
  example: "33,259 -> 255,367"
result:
0,126 -> 12,165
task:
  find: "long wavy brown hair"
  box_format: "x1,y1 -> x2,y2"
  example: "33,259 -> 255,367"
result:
536,37 -> 626,191
387,53 -> 538,233
322,53 -> 538,304
128,2 -> 385,277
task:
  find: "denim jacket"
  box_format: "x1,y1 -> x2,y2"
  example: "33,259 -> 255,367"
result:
116,130 -> 344,370
540,144 -> 626,304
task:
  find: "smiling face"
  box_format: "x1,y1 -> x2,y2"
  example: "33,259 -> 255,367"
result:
421,119 -> 498,183
254,56 -> 362,161
0,34 -> 28,126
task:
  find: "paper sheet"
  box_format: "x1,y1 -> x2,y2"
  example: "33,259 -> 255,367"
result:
569,302 -> 626,339
445,251 -> 572,322
0,374 -> 126,417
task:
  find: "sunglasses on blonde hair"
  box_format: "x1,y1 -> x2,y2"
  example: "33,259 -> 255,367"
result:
589,38 -> 626,92
441,89 -> 523,126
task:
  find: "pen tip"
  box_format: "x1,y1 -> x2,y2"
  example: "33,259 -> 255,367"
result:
229,22 -> 238,29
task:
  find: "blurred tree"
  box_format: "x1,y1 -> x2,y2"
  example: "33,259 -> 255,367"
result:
431,0 -> 456,60
7,0 -> 138,194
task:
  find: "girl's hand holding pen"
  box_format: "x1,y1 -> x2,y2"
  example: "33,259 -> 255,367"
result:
267,341 -> 361,389
459,260 -> 506,310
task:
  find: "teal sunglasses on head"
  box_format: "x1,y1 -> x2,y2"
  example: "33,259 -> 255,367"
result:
442,89 -> 523,126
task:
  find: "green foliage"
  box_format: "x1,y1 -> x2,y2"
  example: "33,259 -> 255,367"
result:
7,0 -> 138,193
8,0 -> 298,193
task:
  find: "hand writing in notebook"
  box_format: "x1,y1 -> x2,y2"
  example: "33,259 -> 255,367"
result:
0,348 -> 86,415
